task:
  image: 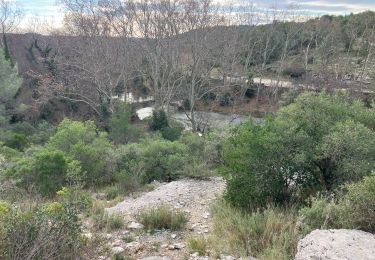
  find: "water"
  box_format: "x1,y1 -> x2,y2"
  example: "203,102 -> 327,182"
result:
135,106 -> 263,130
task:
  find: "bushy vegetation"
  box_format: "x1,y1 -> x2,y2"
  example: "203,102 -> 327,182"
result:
223,91 -> 375,209
0,187 -> 90,260
210,201 -> 299,259
148,109 -> 183,141
136,205 -> 189,231
299,171 -> 375,233
109,102 -> 140,144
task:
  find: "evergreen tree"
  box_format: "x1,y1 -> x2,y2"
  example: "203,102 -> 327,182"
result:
0,46 -> 22,126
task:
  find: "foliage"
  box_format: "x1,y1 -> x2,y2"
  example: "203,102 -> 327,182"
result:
47,119 -> 113,186
90,202 -> 124,231
105,185 -> 120,200
109,102 -> 140,144
115,138 -> 188,183
114,170 -> 142,194
6,148 -> 80,196
29,121 -> 56,145
298,197 -> 337,234
219,92 -> 234,106
33,150 -> 72,196
136,205 -> 189,231
223,91 -> 375,209
148,109 -> 169,131
2,132 -> 29,151
0,47 -> 23,127
107,213 -> 125,230
160,125 -> 183,141
0,198 -> 83,259
300,171 -> 375,233
210,201 -> 299,259
244,88 -> 256,98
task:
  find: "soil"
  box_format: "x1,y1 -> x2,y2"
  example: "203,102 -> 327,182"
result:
105,177 -> 226,260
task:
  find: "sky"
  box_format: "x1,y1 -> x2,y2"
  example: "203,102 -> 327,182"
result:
13,0 -> 375,31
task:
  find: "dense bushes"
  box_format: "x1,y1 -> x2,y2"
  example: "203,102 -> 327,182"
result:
2,116 -> 223,198
109,102 -> 140,144
0,188 -> 86,259
5,148 -> 80,196
115,138 -> 188,183
223,91 -> 375,209
47,119 -> 113,186
300,171 -> 375,233
219,92 -> 234,106
148,109 -> 183,141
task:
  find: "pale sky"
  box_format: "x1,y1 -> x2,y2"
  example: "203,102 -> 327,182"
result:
14,0 -> 375,31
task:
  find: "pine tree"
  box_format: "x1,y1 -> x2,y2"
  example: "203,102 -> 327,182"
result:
0,46 -> 22,126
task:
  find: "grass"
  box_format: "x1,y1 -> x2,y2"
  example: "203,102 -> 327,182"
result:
107,213 -> 125,230
122,235 -> 135,243
209,200 -> 299,260
136,205 -> 189,231
105,185 -> 120,200
186,235 -> 208,255
90,199 -> 124,231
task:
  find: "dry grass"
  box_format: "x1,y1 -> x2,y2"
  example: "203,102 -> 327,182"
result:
136,205 -> 189,231
209,200 -> 299,260
186,235 -> 208,255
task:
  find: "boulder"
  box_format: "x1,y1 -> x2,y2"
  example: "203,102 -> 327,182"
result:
127,221 -> 143,229
295,229 -> 375,260
111,246 -> 124,255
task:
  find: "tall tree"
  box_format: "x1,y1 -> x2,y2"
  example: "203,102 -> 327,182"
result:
0,47 -> 23,126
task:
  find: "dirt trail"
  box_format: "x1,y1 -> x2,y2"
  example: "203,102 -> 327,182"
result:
106,177 -> 225,260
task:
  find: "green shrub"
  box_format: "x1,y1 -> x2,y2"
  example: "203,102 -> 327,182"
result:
298,197 -> 337,234
187,236 -> 207,255
136,205 -> 189,231
335,172 -> 375,232
223,91 -> 375,209
57,186 -> 93,214
109,102 -> 140,144
202,92 -> 216,101
34,149 -> 72,196
105,185 -> 120,200
47,119 -> 112,186
3,133 -> 29,151
210,201 -> 299,259
115,138 -> 187,183
300,172 -> 375,233
114,170 -> 141,194
148,110 -> 168,131
0,201 -> 83,259
6,148 -> 78,196
160,126 -> 183,141
245,88 -> 256,98
92,210 -> 124,231
107,213 -> 125,230
219,92 -> 233,106
182,159 -> 214,179
30,121 -> 55,145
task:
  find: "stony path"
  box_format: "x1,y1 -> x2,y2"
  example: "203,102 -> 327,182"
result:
105,177 -> 225,260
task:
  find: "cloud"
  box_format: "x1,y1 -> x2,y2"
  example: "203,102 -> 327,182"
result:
13,0 -> 375,33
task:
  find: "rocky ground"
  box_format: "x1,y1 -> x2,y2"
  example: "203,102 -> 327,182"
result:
105,177 -> 226,260
295,229 -> 375,260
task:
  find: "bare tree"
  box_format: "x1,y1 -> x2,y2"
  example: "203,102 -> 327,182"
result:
0,0 -> 21,34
